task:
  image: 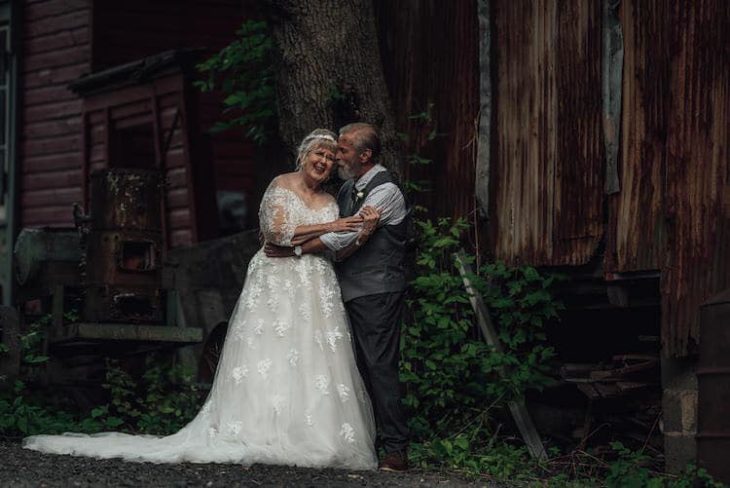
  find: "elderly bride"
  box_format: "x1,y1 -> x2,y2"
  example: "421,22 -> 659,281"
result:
24,129 -> 380,470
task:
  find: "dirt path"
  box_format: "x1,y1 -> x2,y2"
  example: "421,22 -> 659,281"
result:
0,441 -> 494,487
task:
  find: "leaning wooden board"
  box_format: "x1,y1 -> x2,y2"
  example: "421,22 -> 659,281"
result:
454,251 -> 548,461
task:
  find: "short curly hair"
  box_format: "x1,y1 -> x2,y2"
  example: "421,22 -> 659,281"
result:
295,128 -> 337,168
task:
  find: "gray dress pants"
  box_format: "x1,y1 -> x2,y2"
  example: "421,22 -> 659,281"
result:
345,291 -> 409,453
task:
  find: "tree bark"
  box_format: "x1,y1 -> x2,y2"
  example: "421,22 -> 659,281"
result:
266,0 -> 400,172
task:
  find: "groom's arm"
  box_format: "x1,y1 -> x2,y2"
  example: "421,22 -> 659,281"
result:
265,207 -> 379,259
264,235 -> 359,259
264,237 -> 329,258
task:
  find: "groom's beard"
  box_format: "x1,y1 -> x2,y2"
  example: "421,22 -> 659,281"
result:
338,164 -> 356,180
337,160 -> 362,180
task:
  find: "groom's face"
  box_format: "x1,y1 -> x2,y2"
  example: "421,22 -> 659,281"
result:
336,134 -> 366,180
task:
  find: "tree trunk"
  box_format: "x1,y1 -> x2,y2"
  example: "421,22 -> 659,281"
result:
267,0 -> 400,172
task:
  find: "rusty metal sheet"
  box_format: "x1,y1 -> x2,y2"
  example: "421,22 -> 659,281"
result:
661,0 -> 730,356
606,0 -> 670,274
491,0 -> 603,266
475,0 -> 492,218
697,290 -> 730,483
602,0 -> 623,195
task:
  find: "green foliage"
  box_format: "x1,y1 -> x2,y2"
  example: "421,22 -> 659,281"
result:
604,442 -> 725,488
399,104 -> 438,200
0,355 -> 203,438
410,435 -> 537,483
20,317 -> 50,366
98,356 -> 204,435
402,217 -> 562,442
0,380 -> 107,436
605,442 -> 665,488
195,20 -> 276,144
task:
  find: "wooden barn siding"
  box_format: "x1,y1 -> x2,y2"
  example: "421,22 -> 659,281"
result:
490,0 -> 603,266
660,0 -> 730,355
605,0 -> 670,274
20,0 -> 92,227
375,0 -> 479,221
93,0 -> 257,234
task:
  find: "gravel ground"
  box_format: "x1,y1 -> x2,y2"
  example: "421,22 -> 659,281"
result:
0,441 -> 494,487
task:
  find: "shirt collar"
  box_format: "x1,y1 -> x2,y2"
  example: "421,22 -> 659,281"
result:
354,164 -> 386,190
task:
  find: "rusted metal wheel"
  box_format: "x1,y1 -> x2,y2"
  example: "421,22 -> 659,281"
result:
198,322 -> 228,383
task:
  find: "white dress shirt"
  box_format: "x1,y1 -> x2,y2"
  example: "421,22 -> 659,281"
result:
320,164 -> 407,253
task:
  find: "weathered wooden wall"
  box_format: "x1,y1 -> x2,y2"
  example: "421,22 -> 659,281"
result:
20,0 -> 91,227
490,0 -> 603,266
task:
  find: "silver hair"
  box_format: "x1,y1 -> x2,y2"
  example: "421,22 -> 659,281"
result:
296,129 -> 337,169
339,122 -> 381,161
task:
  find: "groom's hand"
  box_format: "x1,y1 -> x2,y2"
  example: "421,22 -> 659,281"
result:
359,206 -> 381,236
265,243 -> 294,258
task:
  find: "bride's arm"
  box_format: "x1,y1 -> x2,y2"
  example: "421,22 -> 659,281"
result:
288,217 -> 363,246
265,206 -> 380,258
259,182 -> 362,246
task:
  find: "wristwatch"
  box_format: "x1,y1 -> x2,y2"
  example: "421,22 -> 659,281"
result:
293,245 -> 303,257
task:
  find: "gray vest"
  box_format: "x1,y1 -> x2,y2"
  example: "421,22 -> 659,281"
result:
336,171 -> 408,302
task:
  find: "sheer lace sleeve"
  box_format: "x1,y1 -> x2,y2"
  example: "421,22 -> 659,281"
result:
258,181 -> 297,246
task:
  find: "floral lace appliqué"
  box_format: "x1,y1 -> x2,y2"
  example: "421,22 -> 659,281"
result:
231,366 -> 248,384
340,423 -> 355,443
272,395 -> 284,415
326,326 -> 344,352
273,319 -> 289,337
315,375 -> 330,395
337,384 -> 351,403
257,359 -> 273,378
287,348 -> 300,367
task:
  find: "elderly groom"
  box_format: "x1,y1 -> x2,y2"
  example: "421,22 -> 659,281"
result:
266,123 -> 410,471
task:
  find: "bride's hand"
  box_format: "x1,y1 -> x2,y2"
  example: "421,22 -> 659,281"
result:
328,215 -> 363,233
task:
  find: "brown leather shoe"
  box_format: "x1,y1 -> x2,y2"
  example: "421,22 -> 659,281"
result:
378,450 -> 409,472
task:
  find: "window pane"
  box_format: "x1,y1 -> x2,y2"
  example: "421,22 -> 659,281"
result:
110,122 -> 157,169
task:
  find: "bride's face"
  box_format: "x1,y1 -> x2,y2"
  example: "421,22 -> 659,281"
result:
301,146 -> 335,185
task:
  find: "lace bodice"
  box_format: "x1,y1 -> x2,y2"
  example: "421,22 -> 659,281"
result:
258,181 -> 339,246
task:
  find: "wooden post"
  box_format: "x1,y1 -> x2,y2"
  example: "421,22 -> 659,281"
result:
602,0 -> 623,195
454,252 -> 548,461
475,0 -> 492,217
51,284 -> 65,341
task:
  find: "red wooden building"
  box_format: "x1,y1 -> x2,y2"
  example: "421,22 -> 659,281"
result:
0,0 -> 274,304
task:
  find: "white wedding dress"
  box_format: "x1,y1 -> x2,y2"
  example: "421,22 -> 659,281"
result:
24,180 -> 378,470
